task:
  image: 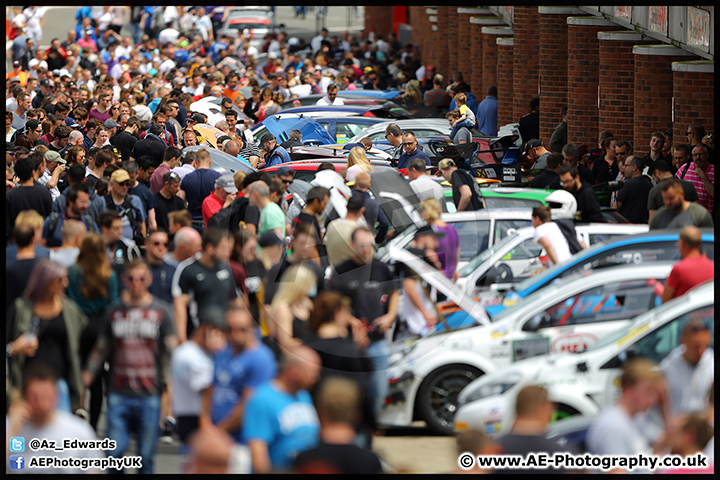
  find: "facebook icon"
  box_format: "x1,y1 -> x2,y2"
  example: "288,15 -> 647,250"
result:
9,455 -> 25,470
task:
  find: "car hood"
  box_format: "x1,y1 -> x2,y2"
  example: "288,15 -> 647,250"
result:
256,114 -> 335,145
182,145 -> 257,175
368,169 -> 424,233
341,90 -> 401,100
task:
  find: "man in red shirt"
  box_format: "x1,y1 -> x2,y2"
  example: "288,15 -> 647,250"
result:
202,174 -> 237,227
661,225 -> 714,302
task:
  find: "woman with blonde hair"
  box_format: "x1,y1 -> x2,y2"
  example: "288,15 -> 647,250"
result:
65,233 -> 119,430
399,79 -> 424,115
266,264 -> 315,351
256,87 -> 276,123
345,146 -> 374,182
420,197 -> 460,281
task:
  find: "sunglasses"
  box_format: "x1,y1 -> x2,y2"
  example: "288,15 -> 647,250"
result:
281,179 -> 293,184
402,142 -> 415,146
118,181 -> 130,187
152,241 -> 168,247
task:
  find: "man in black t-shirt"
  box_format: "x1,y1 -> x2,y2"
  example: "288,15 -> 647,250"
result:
497,386 -> 578,474
172,228 -> 239,342
614,155 -> 653,224
111,116 -> 140,162
330,226 -> 399,416
154,171 -> 187,232
438,158 -> 483,211
559,164 -> 605,223
530,152 -> 562,190
292,185 -> 330,262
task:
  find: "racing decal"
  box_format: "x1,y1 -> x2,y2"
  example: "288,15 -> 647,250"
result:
490,328 -> 508,339
616,322 -> 650,347
512,338 -> 550,361
551,332 -> 599,354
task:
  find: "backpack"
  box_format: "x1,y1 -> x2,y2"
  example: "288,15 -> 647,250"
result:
47,211 -> 98,247
104,194 -> 144,246
554,218 -> 583,255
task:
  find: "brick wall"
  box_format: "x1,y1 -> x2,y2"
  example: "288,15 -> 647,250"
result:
539,14 -> 570,145
513,6 -> 540,121
567,18 -> 622,146
436,7 -> 449,76
672,63 -> 715,144
364,7 -> 394,39
447,8 -> 460,76
470,21 -> 484,98
633,47 -> 696,157
497,38 -> 515,127
482,31 -> 498,96
598,32 -> 653,147
456,9 -> 481,84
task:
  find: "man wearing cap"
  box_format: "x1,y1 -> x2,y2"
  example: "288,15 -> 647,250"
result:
439,158 -> 483,211
37,151 -> 66,201
203,174 -> 238,227
88,169 -> 147,244
524,139 -> 551,171
7,60 -> 31,87
88,91 -> 113,123
76,28 -> 98,53
24,119 -> 47,147
259,134 -> 291,168
104,118 -> 120,142
530,152 -> 563,190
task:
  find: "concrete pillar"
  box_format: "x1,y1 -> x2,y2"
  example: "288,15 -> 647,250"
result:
469,16 -> 505,97
566,17 -> 622,147
672,61 -> 715,143
633,45 -> 696,157
513,6 -> 540,122
598,31 -> 653,147
538,7 -> 584,145
497,37 -> 515,128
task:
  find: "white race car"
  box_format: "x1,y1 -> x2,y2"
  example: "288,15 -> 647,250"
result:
453,281 -> 714,437
381,262 -> 674,435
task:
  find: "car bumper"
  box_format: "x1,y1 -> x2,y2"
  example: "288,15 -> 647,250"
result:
378,369 -> 418,427
453,395 -> 514,438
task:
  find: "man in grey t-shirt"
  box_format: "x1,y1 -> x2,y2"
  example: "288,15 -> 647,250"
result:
649,178 -> 713,230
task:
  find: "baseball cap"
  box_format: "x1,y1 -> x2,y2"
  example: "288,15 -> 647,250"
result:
12,60 -> 20,68
25,119 -> 41,132
522,139 -> 543,156
215,174 -> 238,194
85,28 -> 94,36
258,232 -> 283,248
260,133 -> 275,145
188,112 -> 205,123
276,166 -> 293,177
64,117 -> 80,128
6,141 -> 16,151
44,151 -> 66,164
39,78 -> 53,87
8,76 -> 21,84
110,169 -> 131,183
104,119 -> 120,128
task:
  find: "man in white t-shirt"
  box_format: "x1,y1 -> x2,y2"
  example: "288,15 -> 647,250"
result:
660,320 -> 714,416
171,309 -> 225,444
6,363 -> 103,474
587,358 -> 665,471
315,83 -> 345,106
531,206 -> 571,267
407,158 -> 445,207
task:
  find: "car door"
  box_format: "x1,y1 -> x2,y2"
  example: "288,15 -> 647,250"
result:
598,303 -> 715,407
519,278 -> 665,355
489,219 -> 536,283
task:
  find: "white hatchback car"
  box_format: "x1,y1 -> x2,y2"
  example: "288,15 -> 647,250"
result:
453,281 -> 714,437
381,262 -> 673,435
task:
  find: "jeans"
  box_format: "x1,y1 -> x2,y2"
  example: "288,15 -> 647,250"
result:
366,339 -> 390,417
295,6 -> 307,16
130,23 -> 142,46
449,119 -> 473,141
56,378 -> 71,413
107,393 -> 161,474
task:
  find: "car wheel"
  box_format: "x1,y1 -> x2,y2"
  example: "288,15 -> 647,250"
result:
417,365 -> 482,435
496,263 -> 513,283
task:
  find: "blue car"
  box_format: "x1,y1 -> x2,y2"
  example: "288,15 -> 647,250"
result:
280,104 -> 412,119
340,89 -> 402,100
485,229 -> 715,317
250,113 -> 335,145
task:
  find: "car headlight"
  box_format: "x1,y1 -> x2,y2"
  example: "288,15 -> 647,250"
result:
461,372 -> 522,405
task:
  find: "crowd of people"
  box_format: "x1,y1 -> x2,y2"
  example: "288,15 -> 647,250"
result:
5,5 -> 716,474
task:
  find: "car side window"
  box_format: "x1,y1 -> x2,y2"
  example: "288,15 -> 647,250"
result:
335,122 -> 367,143
533,278 -> 664,329
507,237 -> 544,261
494,219 -> 533,243
450,220 -> 491,262
628,305 -> 714,364
560,242 -> 679,280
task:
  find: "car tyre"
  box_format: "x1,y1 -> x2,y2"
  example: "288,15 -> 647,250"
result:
417,365 -> 482,435
496,263 -> 513,283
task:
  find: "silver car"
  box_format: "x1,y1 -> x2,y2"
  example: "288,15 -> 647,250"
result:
219,8 -> 284,50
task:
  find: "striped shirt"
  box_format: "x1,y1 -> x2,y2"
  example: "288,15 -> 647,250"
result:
677,162 -> 714,213
238,141 -> 261,163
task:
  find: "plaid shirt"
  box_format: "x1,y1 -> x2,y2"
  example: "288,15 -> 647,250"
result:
677,162 -> 714,213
